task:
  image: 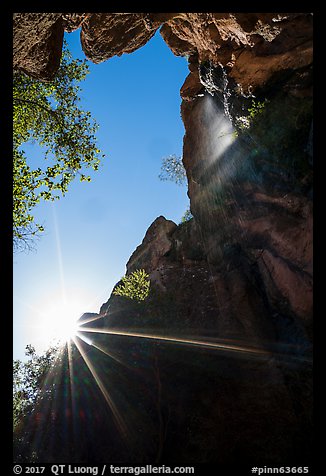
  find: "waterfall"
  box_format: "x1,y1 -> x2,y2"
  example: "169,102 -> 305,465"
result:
218,62 -> 232,122
198,61 -> 233,122
198,61 -> 217,96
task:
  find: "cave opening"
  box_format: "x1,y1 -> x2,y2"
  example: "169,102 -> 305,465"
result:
13,28 -> 190,359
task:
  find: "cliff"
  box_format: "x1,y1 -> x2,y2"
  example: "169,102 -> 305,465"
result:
13,13 -> 313,467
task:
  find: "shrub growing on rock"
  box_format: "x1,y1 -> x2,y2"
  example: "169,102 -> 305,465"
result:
113,269 -> 150,302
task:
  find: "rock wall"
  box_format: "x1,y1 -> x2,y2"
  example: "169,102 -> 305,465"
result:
74,209 -> 312,465
13,13 -> 313,467
13,13 -> 313,94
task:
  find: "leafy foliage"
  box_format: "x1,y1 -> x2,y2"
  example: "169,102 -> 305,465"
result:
113,269 -> 150,302
234,99 -> 267,134
13,344 -> 59,431
158,154 -> 187,186
247,99 -> 266,120
180,208 -> 193,224
13,41 -> 104,251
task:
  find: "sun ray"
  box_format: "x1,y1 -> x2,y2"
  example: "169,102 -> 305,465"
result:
77,326 -> 312,363
89,340 -> 134,369
71,335 -> 130,440
75,331 -> 93,346
52,203 -> 66,305
78,327 -> 270,355
67,339 -> 78,438
77,313 -> 105,326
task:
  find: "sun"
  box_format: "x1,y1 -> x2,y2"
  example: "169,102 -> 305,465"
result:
37,297 -> 85,347
26,287 -> 100,352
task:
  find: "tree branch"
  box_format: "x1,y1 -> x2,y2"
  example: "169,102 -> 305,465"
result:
13,97 -> 66,129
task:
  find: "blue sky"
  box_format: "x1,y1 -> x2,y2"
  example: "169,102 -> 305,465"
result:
13,29 -> 190,360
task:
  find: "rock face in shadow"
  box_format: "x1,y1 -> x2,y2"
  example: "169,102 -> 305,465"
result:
81,172 -> 312,465
72,209 -> 312,466
100,210 -> 312,346
13,12 -> 313,468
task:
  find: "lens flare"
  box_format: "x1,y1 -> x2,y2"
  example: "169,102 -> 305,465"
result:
39,300 -> 81,344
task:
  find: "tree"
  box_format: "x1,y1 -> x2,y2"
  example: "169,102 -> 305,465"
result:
159,154 -> 193,223
180,208 -> 193,223
113,269 -> 150,302
158,154 -> 187,186
13,344 -> 59,431
13,344 -> 61,462
13,41 -> 104,251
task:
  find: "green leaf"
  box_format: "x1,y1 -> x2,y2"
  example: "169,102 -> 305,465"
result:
13,42 -> 105,251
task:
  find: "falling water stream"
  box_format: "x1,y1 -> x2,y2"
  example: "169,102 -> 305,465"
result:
198,61 -> 233,122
